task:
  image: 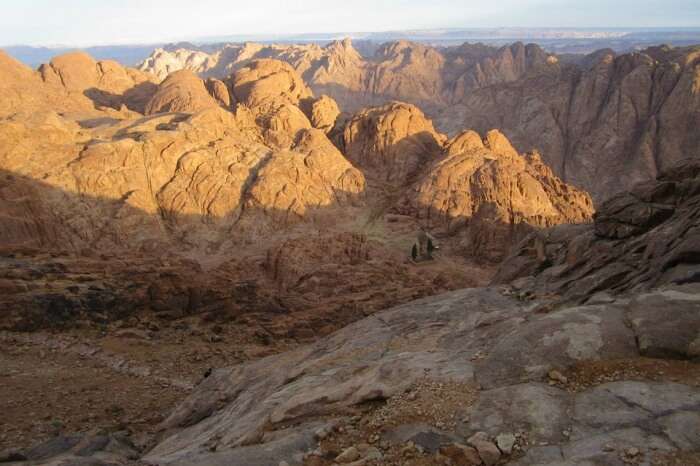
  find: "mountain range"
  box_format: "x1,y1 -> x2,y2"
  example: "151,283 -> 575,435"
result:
138,38 -> 700,202
0,32 -> 699,466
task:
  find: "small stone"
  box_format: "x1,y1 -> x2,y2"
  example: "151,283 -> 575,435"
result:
548,369 -> 568,384
626,447 -> 640,457
314,426 -> 331,440
364,446 -> 383,461
496,433 -> 516,455
439,443 -> 481,465
468,432 -> 501,466
0,449 -> 26,462
336,446 -> 361,463
401,442 -> 416,458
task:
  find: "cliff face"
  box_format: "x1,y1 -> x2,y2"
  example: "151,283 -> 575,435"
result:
0,48 -> 593,335
139,41 -> 700,202
138,40 -> 551,116
2,43 -> 700,466
494,159 -> 700,300
449,45 -> 700,203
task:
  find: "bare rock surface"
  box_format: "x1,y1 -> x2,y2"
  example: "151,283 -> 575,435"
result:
124,283 -> 699,466
4,47 -> 699,466
342,102 -> 445,183
308,95 -> 340,133
494,159 -> 700,301
40,51 -> 158,113
145,70 -> 221,115
138,40 -> 700,201
399,130 -> 594,261
231,58 -> 312,108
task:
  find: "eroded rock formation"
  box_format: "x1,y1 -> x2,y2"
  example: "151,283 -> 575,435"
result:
145,70 -> 222,114
139,40 -> 700,201
494,159 -> 700,301
1,45 -> 699,466
399,129 -> 594,261
343,102 -> 445,183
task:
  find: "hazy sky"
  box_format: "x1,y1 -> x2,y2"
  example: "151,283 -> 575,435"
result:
1,0 -> 698,46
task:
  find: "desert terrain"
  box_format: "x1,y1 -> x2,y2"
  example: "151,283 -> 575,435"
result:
0,17 -> 698,466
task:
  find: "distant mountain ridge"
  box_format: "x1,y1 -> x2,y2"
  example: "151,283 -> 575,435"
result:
6,26 -> 700,67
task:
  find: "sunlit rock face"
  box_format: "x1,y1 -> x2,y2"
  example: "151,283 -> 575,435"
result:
396,129 -> 594,262
342,102 -> 446,183
145,69 -> 222,114
0,47 -> 593,337
140,41 -> 700,202
0,46 -> 592,263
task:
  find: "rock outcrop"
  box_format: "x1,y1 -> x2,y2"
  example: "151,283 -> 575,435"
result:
134,281 -> 700,466
307,95 -> 340,133
343,102 -> 445,183
145,70 -> 222,114
139,40 -> 700,201
229,59 -> 315,148
39,51 -> 158,113
494,159 -> 700,301
400,129 -> 594,261
439,45 -> 700,202
231,58 -> 312,108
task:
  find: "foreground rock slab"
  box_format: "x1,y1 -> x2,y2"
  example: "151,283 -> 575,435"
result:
128,284 -> 699,465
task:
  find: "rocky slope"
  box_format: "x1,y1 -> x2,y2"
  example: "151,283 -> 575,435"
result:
14,161 -> 697,465
398,129 -> 593,261
138,284 -> 700,466
0,47 -> 595,345
0,46 -> 698,466
494,159 -> 700,304
0,48 -> 590,262
139,40 -> 700,202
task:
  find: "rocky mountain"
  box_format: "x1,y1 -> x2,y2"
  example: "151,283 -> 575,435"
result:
138,40 -> 700,202
0,49 -> 590,336
0,41 -> 699,466
494,159 -> 700,302
12,160 -> 698,466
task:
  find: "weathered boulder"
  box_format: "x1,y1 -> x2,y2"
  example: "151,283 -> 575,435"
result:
308,95 -> 340,133
39,51 -> 158,112
145,70 -> 221,114
343,102 -> 445,183
231,59 -> 312,108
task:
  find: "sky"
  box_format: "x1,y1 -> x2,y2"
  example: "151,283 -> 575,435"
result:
0,0 -> 699,47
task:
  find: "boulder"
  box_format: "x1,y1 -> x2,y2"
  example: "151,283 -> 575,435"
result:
343,102 -> 445,183
145,69 -> 220,114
